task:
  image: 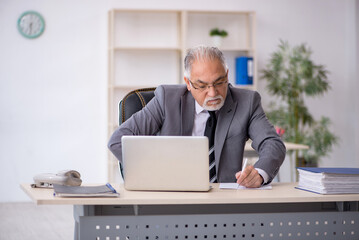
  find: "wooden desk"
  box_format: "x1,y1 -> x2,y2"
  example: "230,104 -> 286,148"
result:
21,183 -> 359,240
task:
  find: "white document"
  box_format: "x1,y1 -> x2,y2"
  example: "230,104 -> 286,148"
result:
219,183 -> 272,190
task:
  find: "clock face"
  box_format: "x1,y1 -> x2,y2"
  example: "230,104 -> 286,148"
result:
17,11 -> 45,39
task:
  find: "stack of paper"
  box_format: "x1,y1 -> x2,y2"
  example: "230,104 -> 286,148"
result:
219,183 -> 272,190
53,183 -> 119,197
297,167 -> 359,194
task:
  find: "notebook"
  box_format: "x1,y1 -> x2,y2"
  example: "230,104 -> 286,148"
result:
121,136 -> 210,192
53,183 -> 119,197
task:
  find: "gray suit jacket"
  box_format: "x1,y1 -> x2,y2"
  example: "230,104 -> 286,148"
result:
108,84 -> 286,183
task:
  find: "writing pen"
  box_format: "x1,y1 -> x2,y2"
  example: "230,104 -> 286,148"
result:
235,158 -> 249,189
242,158 -> 249,172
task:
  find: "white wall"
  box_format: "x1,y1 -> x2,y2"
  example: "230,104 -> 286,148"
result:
0,0 -> 109,202
356,0 -> 359,168
0,0 -> 358,201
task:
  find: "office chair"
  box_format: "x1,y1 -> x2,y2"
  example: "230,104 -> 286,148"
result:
118,87 -> 156,125
117,87 -> 156,177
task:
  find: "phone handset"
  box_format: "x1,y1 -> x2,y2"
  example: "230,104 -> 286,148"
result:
57,170 -> 82,186
32,170 -> 82,188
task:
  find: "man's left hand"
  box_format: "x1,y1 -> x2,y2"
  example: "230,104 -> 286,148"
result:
235,165 -> 264,188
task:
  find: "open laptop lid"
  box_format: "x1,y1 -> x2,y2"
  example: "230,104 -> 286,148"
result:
122,136 -> 210,192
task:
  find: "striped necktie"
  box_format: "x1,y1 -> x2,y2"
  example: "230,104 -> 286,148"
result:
204,111 -> 217,183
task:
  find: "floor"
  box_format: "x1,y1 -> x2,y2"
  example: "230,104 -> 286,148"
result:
0,202 -> 74,240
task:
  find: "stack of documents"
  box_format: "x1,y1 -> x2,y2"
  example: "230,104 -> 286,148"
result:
53,183 -> 119,197
297,167 -> 359,194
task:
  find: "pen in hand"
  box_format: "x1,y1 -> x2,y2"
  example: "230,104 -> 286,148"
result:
241,158 -> 249,172
236,158 -> 249,186
236,158 -> 263,188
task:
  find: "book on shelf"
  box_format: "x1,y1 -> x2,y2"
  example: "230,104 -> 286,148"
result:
235,56 -> 253,85
296,167 -> 359,194
53,183 -> 119,197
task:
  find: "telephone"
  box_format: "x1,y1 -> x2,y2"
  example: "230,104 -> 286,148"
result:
31,170 -> 82,188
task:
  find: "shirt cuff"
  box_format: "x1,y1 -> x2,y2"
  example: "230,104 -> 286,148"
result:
255,168 -> 269,185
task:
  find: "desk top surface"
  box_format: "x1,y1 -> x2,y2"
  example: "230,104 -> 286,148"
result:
21,182 -> 359,205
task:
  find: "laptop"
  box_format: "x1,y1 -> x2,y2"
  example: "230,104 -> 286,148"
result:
121,136 -> 210,192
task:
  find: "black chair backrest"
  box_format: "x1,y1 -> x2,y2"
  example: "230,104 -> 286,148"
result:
119,87 -> 156,125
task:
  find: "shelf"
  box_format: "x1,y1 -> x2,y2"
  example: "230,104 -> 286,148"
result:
220,48 -> 255,52
109,85 -> 159,90
186,11 -> 254,50
112,9 -> 180,13
233,84 -> 255,90
109,84 -> 254,91
112,47 -> 182,51
111,10 -> 180,49
113,50 -> 180,87
187,10 -> 254,15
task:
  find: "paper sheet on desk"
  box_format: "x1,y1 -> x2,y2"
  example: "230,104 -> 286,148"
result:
219,183 -> 272,190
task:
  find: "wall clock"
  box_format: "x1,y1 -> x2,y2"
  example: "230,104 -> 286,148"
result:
17,11 -> 45,39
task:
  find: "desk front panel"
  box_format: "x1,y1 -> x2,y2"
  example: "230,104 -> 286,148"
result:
77,203 -> 359,240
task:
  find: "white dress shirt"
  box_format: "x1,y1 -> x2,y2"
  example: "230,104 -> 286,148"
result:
191,101 -> 269,184
192,102 -> 210,137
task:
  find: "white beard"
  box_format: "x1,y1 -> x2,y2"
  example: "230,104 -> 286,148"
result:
202,95 -> 225,111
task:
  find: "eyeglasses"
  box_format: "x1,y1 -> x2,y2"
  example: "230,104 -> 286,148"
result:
189,74 -> 228,92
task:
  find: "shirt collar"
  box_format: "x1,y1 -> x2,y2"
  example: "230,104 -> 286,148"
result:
195,101 -> 207,114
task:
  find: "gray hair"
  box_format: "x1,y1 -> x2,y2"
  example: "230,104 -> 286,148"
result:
184,46 -> 228,79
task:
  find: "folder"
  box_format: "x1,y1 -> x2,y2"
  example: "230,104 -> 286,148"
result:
235,56 -> 253,85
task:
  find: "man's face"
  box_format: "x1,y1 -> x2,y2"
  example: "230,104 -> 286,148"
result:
184,59 -> 228,111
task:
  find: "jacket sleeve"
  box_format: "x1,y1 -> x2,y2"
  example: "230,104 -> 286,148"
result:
107,86 -> 166,163
248,91 -> 286,183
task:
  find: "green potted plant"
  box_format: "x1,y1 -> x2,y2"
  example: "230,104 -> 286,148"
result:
209,28 -> 228,47
261,40 -> 338,169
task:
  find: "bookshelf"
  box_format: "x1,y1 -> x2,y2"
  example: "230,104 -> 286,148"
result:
108,9 -> 256,182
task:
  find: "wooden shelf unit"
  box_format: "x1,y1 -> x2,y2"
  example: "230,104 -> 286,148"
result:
108,9 -> 257,182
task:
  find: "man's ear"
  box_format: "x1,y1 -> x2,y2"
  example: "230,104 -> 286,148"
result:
184,77 -> 191,91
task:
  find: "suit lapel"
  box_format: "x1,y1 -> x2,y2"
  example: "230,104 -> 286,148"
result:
215,88 -> 237,174
181,91 -> 195,136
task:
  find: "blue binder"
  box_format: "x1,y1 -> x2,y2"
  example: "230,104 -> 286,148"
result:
235,56 -> 253,85
297,167 -> 359,175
